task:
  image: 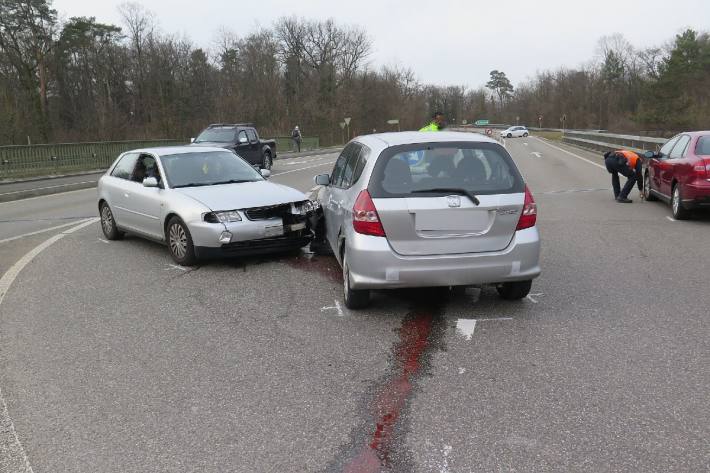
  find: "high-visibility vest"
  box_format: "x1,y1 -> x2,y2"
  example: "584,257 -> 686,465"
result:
617,150 -> 640,168
419,122 -> 441,132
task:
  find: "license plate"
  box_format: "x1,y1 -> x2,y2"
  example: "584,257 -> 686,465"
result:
265,225 -> 284,237
290,222 -> 306,231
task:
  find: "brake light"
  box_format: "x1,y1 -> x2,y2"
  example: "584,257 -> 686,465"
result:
693,160 -> 710,176
353,190 -> 386,236
516,186 -> 537,230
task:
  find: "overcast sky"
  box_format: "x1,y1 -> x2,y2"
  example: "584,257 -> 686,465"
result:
53,0 -> 709,88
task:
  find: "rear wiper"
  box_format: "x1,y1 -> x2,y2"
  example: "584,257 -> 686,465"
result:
210,179 -> 256,185
410,188 -> 480,206
172,182 -> 211,188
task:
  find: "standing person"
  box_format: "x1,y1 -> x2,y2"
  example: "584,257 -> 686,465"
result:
603,149 -> 643,203
420,111 -> 445,131
291,126 -> 302,152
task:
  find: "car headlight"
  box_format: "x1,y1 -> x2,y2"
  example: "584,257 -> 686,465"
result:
203,210 -> 242,223
294,200 -> 321,214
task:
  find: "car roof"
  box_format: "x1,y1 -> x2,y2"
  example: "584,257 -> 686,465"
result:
355,131 -> 499,148
125,146 -> 228,156
682,131 -> 710,137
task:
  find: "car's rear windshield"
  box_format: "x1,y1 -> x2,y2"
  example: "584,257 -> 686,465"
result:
161,150 -> 263,188
696,136 -> 710,156
368,142 -> 525,198
195,128 -> 235,143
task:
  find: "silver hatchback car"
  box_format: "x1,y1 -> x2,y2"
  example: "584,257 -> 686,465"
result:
312,132 -> 541,309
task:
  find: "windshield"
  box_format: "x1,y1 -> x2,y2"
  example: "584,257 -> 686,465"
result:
368,142 -> 525,198
194,128 -> 235,143
160,150 -> 263,188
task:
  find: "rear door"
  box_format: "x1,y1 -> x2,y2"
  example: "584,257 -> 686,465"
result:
663,135 -> 691,195
651,136 -> 679,196
368,142 -> 526,256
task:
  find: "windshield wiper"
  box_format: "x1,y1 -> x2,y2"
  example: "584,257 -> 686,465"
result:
410,188 -> 480,206
210,179 -> 257,185
172,182 -> 212,188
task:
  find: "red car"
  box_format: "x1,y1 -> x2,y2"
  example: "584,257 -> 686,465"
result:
643,131 -> 710,219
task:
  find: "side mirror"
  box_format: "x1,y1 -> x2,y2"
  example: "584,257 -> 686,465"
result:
190,137 -> 195,143
143,177 -> 159,188
314,174 -> 330,186
260,169 -> 271,178
238,136 -> 248,144
643,150 -> 656,159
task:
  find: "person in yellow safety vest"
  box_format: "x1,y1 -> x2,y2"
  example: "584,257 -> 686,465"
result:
420,111 -> 445,131
603,149 -> 643,203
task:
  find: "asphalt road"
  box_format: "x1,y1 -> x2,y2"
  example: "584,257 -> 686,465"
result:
1,138 -> 709,472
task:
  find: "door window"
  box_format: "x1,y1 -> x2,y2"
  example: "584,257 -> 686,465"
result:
110,153 -> 139,180
331,143 -> 358,187
237,130 -> 248,144
696,136 -> 710,156
659,136 -> 680,158
669,135 -> 691,159
246,129 -> 258,144
340,144 -> 366,189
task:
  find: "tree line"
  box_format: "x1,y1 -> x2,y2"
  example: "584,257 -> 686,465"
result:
0,0 -> 708,146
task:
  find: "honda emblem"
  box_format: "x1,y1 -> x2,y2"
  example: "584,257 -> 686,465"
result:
447,195 -> 461,208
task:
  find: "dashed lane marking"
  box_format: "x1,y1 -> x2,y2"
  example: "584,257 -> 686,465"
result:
531,152 -> 542,158
320,300 -> 344,317
534,137 -> 606,170
0,180 -> 97,197
0,217 -> 98,473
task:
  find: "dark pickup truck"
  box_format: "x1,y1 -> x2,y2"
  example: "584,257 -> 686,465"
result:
190,123 -> 277,170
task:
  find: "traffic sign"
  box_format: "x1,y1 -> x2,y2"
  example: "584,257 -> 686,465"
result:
475,119 -> 489,126
339,122 -> 346,130
344,117 -> 351,125
387,119 -> 399,125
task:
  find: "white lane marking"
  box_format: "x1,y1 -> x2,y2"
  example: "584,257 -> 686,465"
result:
455,319 -> 477,340
321,300 -> 344,316
0,219 -> 92,245
458,367 -> 466,375
666,216 -> 676,222
164,264 -> 188,271
531,152 -> 542,158
502,138 -> 507,148
534,137 -> 606,170
527,293 -> 544,304
272,160 -> 336,176
283,156 -> 330,166
0,217 -> 97,473
523,142 -> 529,146
474,317 -> 514,322
0,180 -> 97,197
98,238 -> 110,244
0,187 -> 94,207
0,386 -> 34,473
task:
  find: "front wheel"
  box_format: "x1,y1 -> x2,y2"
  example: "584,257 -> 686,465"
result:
342,251 -> 370,310
261,152 -> 272,171
671,184 -> 690,220
166,217 -> 198,266
497,280 -> 532,300
507,133 -> 513,138
100,202 -> 124,240
643,173 -> 658,201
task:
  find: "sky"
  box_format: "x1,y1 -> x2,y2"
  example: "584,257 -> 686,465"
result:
52,0 -> 710,88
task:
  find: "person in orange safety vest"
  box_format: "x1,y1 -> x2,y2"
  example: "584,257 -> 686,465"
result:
603,149 -> 643,203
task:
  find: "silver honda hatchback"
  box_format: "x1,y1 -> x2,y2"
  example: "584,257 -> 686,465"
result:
312,131 -> 541,309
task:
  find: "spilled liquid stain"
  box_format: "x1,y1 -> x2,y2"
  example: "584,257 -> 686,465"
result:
332,291 -> 447,473
283,251 -> 343,283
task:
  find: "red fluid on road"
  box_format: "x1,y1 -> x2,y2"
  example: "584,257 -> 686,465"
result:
342,309 -> 435,473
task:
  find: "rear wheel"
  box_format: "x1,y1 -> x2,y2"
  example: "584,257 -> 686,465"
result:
167,216 -> 197,266
643,172 -> 658,201
100,202 -> 124,240
342,250 -> 370,310
497,280 -> 532,300
671,184 -> 690,220
523,132 -> 529,138
262,151 -> 272,170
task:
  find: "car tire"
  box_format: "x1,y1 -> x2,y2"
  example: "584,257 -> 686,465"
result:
496,280 -> 532,300
166,216 -> 198,266
100,202 -> 124,240
523,132 -> 529,138
507,133 -> 513,138
262,151 -> 272,171
342,250 -> 370,310
671,184 -> 690,220
643,172 -> 658,201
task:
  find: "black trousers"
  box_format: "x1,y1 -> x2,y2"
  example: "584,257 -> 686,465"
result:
605,157 -> 642,199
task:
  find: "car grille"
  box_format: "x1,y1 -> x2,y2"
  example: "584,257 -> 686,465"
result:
244,203 -> 292,221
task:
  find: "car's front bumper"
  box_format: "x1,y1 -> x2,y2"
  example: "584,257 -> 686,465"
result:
195,229 -> 312,259
346,227 -> 541,290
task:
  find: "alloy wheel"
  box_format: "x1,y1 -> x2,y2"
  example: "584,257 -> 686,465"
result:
169,223 -> 187,258
101,205 -> 113,234
673,186 -> 680,215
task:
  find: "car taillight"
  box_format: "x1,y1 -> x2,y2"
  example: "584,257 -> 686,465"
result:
516,186 -> 537,230
693,160 -> 710,176
353,190 -> 386,237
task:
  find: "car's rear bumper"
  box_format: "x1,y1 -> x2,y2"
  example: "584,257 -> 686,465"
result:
346,227 -> 541,290
683,180 -> 710,207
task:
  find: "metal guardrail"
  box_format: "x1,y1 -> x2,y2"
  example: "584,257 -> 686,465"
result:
562,131 -> 667,154
0,136 -> 320,180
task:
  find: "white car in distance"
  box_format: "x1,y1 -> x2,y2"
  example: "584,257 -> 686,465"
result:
500,126 -> 529,138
